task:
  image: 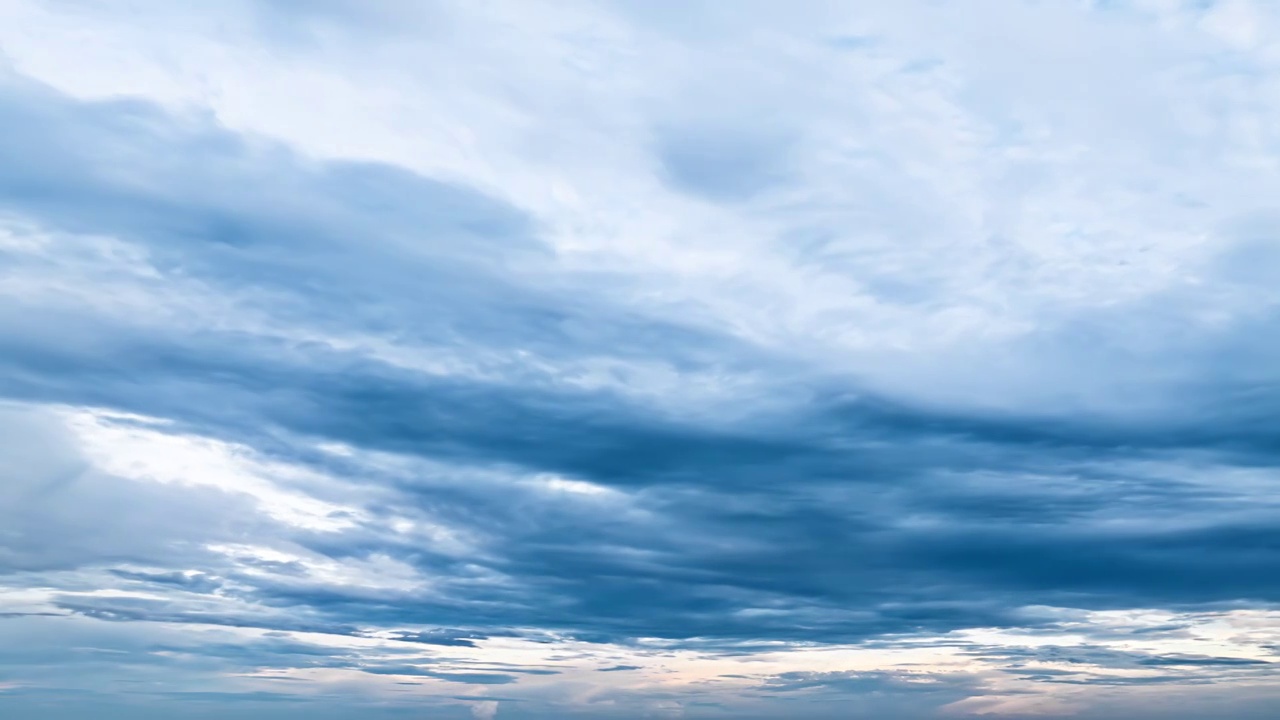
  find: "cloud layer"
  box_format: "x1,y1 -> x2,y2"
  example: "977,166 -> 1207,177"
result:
2,1 -> 1280,718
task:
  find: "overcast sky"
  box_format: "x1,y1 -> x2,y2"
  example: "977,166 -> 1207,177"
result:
2,1 -> 1280,718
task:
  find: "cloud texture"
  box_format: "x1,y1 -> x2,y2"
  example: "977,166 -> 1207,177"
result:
2,1 -> 1280,718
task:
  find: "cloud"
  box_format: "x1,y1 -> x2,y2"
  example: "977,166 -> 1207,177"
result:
2,0 -> 1280,718
654,121 -> 794,203
359,667 -> 518,685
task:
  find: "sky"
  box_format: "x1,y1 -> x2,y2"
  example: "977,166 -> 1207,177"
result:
1,0 -> 1279,718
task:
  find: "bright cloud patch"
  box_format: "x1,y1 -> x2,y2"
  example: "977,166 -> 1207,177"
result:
2,1 -> 1280,718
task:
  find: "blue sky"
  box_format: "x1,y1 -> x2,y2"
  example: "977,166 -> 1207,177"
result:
2,0 -> 1280,718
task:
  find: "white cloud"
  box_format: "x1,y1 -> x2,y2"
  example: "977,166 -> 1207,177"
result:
5,0 -> 1276,418
62,406 -> 362,531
